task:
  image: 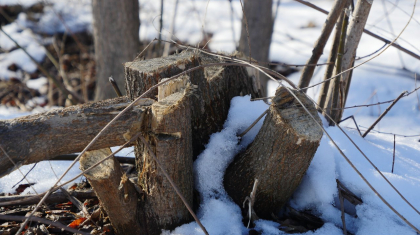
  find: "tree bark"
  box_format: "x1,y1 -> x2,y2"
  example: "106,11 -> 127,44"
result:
125,50 -> 259,157
93,0 -> 140,101
317,12 -> 345,110
0,97 -> 153,177
79,148 -> 145,235
297,0 -> 348,92
338,0 -> 374,119
224,86 -> 323,219
134,76 -> 194,234
238,0 -> 274,96
124,50 -> 259,234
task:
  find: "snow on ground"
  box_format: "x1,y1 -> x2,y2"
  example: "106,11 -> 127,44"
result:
1,0 -> 420,235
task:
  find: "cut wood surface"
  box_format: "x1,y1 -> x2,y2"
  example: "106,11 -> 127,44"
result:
224,86 -> 323,219
126,50 -> 259,157
135,76 -> 194,234
0,96 -> 154,177
124,50 -> 259,234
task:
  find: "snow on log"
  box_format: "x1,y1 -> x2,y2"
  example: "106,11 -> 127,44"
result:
224,86 -> 323,219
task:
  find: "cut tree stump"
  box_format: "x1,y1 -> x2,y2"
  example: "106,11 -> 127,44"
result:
125,50 -> 260,156
124,50 -> 259,234
0,97 -> 153,177
224,86 -> 323,219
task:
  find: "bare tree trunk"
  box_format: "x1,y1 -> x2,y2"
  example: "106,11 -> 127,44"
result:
93,0 -> 140,101
297,0 -> 348,92
238,0 -> 274,96
224,86 -> 323,219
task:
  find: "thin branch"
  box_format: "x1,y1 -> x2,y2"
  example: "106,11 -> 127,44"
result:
170,43 -> 420,233
297,0 -> 348,91
293,0 -> 420,61
0,215 -> 91,235
0,26 -> 81,105
362,91 -> 406,137
392,135 -> 396,173
338,115 -> 363,136
346,126 -> 420,138
238,109 -> 269,138
138,134 -> 210,235
300,0 -> 416,92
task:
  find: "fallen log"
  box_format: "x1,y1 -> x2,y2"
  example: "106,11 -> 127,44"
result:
0,96 -> 153,177
224,86 -> 323,219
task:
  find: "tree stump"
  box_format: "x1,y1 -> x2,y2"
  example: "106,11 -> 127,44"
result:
224,86 -> 323,219
124,50 -> 259,234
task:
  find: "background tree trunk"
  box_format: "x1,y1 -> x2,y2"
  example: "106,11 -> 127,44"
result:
92,0 -> 140,101
224,86 -> 323,219
238,0 -> 274,96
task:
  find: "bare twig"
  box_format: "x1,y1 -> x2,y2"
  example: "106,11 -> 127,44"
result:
0,215 -> 91,235
0,27 -> 80,105
293,0 -> 420,61
238,109 -> 269,138
138,134 -> 209,235
169,40 -> 420,230
338,115 -> 363,137
392,134 -> 396,173
109,76 -> 123,97
243,179 -> 259,228
362,91 -> 406,138
0,147 -> 40,196
338,184 -> 347,235
297,0 -> 348,91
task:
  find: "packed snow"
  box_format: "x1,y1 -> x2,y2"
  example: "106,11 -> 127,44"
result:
0,0 -> 420,235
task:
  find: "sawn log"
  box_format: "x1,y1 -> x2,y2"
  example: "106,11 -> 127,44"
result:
0,96 -> 153,177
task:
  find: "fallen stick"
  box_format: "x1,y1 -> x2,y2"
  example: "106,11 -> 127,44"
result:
0,214 -> 91,235
0,190 -> 96,206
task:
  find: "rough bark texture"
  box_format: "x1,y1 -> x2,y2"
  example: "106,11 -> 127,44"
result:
224,86 -> 323,219
297,0 -> 347,92
93,0 -> 140,101
238,0 -> 274,96
0,97 -> 153,177
79,148 -> 145,235
125,50 -> 259,157
135,76 -> 194,234
124,51 -> 259,234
